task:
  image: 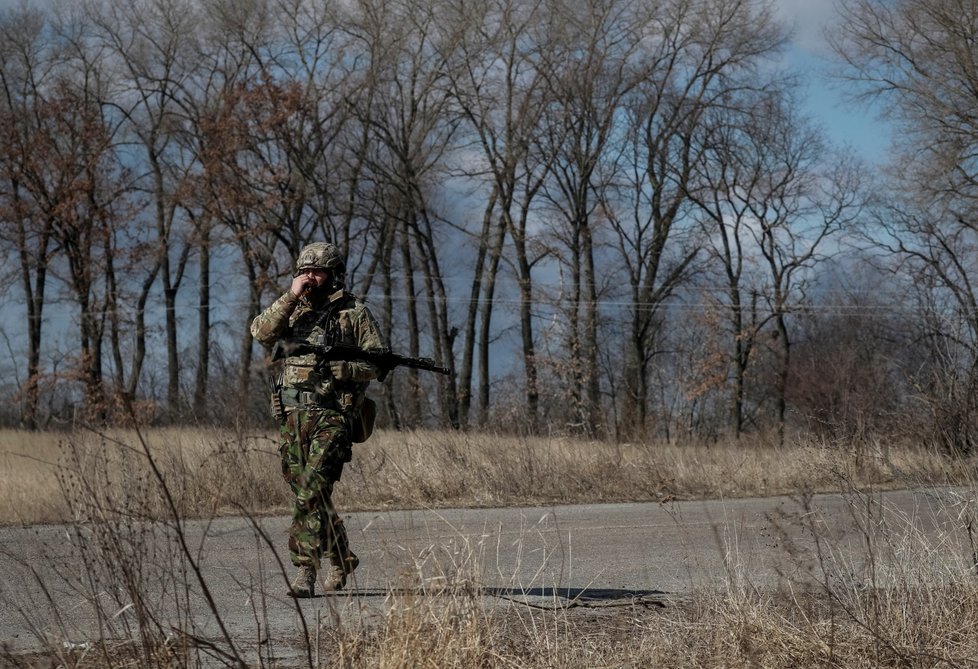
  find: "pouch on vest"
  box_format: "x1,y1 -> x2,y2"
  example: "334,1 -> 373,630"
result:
351,397 -> 377,443
270,391 -> 286,423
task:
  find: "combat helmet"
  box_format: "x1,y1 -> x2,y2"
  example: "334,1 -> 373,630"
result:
294,242 -> 345,277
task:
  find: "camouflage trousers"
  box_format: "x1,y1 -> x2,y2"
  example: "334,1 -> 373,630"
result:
279,408 -> 354,569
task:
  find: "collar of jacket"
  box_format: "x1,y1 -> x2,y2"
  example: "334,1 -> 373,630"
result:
302,288 -> 349,309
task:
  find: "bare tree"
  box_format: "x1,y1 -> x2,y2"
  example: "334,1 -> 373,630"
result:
441,0 -> 559,431
533,0 -> 652,437
599,0 -> 786,439
189,2 -> 333,410
831,0 -> 978,451
195,77 -> 303,407
37,12 -> 136,421
688,85 -> 861,440
0,7 -> 58,429
82,0 -> 209,417
339,0 -> 464,428
788,261 -> 906,446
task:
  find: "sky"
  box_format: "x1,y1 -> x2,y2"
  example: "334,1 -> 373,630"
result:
774,0 -> 892,164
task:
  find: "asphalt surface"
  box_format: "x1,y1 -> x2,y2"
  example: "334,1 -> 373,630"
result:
0,486 -> 972,662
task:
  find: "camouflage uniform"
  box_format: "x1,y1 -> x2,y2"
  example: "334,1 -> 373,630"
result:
251,243 -> 384,592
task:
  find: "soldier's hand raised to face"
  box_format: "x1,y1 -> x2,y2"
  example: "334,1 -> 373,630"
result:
291,268 -> 331,297
291,274 -> 314,296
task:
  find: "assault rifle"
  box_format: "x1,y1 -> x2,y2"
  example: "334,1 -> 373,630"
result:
270,338 -> 450,382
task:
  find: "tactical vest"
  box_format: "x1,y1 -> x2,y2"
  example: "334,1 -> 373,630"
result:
276,290 -> 367,412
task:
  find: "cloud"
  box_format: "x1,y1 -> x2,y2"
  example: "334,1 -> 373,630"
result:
774,0 -> 837,54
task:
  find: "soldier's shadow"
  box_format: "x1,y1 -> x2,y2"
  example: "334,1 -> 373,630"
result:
483,586 -> 670,608
487,585 -> 667,600
332,585 -> 670,608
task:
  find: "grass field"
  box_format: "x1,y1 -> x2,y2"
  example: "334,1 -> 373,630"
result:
0,426 -> 964,525
2,427 -> 977,667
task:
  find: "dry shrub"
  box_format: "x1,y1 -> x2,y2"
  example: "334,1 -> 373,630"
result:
331,583 -> 496,668
147,429 -> 285,516
646,484 -> 978,669
321,482 -> 978,668
796,485 -> 978,667
3,431 -> 273,669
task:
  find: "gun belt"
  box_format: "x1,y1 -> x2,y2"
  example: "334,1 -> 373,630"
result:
280,388 -> 338,410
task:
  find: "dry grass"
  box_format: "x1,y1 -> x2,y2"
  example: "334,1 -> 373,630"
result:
5,427 -> 978,667
0,426 -> 967,526
0,427 -> 286,525
13,582 -> 978,668
314,586 -> 978,668
295,485 -> 978,668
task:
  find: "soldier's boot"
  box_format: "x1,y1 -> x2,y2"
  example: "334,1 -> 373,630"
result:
340,550 -> 359,576
321,564 -> 345,591
287,565 -> 316,598
322,551 -> 359,591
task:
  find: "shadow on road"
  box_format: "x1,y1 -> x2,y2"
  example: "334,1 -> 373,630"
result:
483,586 -> 670,608
489,586 -> 666,600
324,585 -> 671,608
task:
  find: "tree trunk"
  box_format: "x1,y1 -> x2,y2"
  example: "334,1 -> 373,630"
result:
508,213 -> 539,431
379,234 -> 401,430
582,218 -> 601,436
458,187 -> 498,428
398,216 -> 422,426
193,226 -> 212,416
18,209 -> 51,431
774,311 -> 790,447
478,216 -> 508,427
414,211 -> 459,428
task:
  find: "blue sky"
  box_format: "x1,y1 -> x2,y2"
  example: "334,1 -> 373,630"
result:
774,0 -> 891,164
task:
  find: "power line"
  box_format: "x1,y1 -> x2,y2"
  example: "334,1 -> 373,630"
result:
9,294 -> 929,321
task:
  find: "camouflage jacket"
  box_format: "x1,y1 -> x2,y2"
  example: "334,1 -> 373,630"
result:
251,288 -> 385,397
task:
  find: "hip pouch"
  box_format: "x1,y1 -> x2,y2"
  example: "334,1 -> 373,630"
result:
351,397 -> 377,443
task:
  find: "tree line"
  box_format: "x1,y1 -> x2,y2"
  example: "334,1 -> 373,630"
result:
0,0 -> 974,452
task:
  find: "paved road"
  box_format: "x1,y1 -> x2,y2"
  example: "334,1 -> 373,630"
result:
0,486 -> 972,661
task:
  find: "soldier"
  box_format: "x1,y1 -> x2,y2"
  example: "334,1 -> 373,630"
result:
251,242 -> 384,598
